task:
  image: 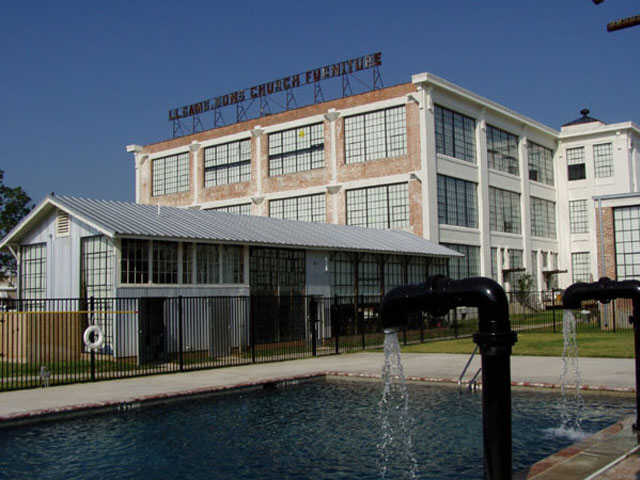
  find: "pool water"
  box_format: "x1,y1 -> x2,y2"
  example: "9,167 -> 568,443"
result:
0,380 -> 633,480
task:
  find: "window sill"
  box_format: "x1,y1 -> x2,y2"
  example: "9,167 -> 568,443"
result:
437,153 -> 477,168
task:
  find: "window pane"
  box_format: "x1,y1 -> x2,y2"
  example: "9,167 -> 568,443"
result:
346,183 -> 408,230
345,106 -> 406,164
204,139 -> 251,187
435,105 -> 476,163
437,175 -> 478,228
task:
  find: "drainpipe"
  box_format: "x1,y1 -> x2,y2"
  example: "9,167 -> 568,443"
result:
597,197 -> 609,327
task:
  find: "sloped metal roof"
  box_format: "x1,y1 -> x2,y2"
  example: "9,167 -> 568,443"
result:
18,195 -> 460,258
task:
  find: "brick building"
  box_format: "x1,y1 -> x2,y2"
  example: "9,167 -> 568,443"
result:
127,72 -> 640,291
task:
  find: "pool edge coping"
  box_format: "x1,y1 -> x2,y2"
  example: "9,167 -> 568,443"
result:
0,370 -> 634,429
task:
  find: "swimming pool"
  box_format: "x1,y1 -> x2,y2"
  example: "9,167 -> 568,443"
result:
0,380 -> 633,479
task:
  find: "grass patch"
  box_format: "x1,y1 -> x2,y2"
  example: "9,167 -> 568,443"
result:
402,330 -> 635,358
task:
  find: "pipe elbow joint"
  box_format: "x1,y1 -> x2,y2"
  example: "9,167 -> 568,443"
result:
563,277 -> 640,309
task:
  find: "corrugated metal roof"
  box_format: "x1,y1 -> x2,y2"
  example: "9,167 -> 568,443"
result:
38,195 -> 461,258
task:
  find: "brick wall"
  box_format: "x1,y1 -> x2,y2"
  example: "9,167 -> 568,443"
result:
595,206 -> 616,280
138,83 -> 424,235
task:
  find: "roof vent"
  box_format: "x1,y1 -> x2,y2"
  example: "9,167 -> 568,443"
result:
562,108 -> 602,127
56,211 -> 70,237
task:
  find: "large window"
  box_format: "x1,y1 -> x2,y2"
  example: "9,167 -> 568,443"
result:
152,152 -> 190,196
384,256 -> 405,293
222,246 -> 244,284
20,243 -> 46,299
196,244 -> 219,284
530,197 -> 556,238
594,143 -> 613,178
269,194 -> 326,223
441,243 -> 479,280
268,123 -> 324,176
530,251 -> 538,290
508,249 -> 524,288
437,175 -> 478,228
571,252 -> 591,283
80,236 -> 113,298
120,239 -> 149,284
211,204 -> 251,215
204,139 -> 251,187
434,105 -> 476,163
358,254 -> 381,296
614,206 -> 640,280
528,142 -> 554,185
346,183 -> 409,229
153,241 -> 178,284
569,199 -> 589,234
406,256 -> 448,283
330,252 -> 354,297
489,187 -> 521,233
487,125 -> 519,175
250,248 -> 305,295
567,147 -> 586,181
182,243 -> 193,284
344,106 -> 406,164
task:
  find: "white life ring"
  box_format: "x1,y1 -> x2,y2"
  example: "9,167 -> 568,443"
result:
83,325 -> 105,350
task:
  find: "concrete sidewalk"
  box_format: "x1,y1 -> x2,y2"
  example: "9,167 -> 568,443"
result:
0,352 -> 636,423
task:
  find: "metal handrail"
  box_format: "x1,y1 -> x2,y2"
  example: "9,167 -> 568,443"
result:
458,344 -> 479,388
469,367 -> 482,392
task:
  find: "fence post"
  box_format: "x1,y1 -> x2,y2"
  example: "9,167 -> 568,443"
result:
453,310 -> 459,338
612,301 -> 617,332
403,325 -> 407,346
178,296 -> 184,372
552,306 -> 556,333
420,314 -> 424,343
90,296 -> 95,382
250,297 -> 256,364
310,298 -> 318,357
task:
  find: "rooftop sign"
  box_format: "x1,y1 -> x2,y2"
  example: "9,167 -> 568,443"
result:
167,52 -> 383,137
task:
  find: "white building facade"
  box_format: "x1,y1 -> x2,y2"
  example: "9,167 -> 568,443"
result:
128,72 -> 640,291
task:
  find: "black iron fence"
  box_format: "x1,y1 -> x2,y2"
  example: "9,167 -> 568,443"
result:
0,291 -> 631,391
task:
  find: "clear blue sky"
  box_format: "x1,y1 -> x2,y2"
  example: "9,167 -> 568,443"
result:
2,1 -> 638,205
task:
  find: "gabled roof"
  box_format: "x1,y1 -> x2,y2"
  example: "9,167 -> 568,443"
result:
1,195 -> 462,258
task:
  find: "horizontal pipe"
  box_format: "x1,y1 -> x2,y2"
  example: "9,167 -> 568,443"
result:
562,277 -> 640,309
381,276 -> 510,334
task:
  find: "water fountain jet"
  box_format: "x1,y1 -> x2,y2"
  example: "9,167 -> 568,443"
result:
562,276 -> 640,439
381,275 -> 517,480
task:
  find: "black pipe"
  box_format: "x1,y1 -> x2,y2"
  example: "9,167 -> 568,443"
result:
563,277 -> 640,438
381,276 -> 517,480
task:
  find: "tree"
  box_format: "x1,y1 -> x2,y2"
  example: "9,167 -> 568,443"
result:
0,170 -> 32,277
515,273 -> 537,311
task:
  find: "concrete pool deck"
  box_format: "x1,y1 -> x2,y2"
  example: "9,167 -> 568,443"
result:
0,352 -> 638,479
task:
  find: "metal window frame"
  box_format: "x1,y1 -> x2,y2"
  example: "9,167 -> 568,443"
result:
152,152 -> 190,196
486,124 -> 519,175
268,193 -> 326,223
344,105 -> 407,165
345,183 -> 409,229
593,143 -> 614,178
203,139 -> 251,188
435,104 -> 477,163
569,199 -> 589,234
19,242 -> 47,300
437,174 -> 478,228
268,123 -> 325,176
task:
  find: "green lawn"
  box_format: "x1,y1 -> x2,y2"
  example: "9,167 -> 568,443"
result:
402,330 -> 635,358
